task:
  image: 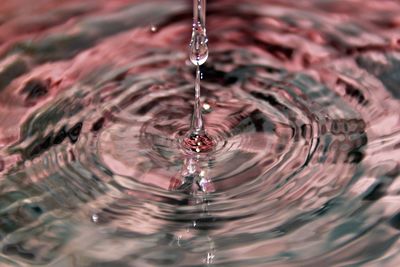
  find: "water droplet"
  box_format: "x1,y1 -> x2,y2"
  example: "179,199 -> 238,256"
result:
150,25 -> 157,32
91,213 -> 99,223
189,30 -> 208,66
189,0 -> 208,66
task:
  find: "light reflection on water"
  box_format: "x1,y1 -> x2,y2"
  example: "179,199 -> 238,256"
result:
0,0 -> 399,266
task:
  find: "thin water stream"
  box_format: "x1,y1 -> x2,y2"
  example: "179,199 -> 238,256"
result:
184,0 -> 214,154
0,0 -> 399,266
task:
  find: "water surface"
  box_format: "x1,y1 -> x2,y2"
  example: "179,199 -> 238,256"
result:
0,0 -> 400,266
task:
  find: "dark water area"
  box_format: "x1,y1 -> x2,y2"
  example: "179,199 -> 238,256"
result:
0,0 -> 400,266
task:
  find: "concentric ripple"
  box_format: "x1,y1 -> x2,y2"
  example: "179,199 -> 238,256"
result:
0,0 -> 399,266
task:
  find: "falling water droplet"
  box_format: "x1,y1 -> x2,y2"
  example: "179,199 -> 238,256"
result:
189,0 -> 208,66
189,29 -> 208,65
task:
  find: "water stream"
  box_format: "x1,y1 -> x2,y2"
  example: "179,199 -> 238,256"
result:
0,0 -> 399,266
183,0 -> 214,154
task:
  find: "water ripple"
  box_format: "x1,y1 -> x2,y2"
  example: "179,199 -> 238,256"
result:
0,0 -> 399,266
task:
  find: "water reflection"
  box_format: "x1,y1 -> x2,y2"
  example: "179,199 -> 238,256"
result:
0,0 -> 399,266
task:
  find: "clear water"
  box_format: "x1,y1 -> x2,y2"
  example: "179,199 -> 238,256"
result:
0,0 -> 399,266
189,0 -> 208,66
183,0 -> 214,155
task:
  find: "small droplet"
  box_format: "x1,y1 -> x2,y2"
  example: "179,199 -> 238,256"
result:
150,25 -> 157,32
91,213 -> 99,223
189,30 -> 209,66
